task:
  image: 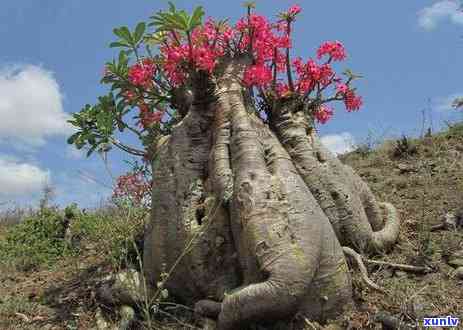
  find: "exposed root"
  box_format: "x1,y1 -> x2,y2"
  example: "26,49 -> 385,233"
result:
195,300 -> 222,318
342,247 -> 388,294
371,202 -> 401,252
363,258 -> 432,274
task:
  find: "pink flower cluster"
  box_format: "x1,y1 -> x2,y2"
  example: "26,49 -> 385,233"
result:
128,58 -> 156,87
344,89 -> 363,111
335,82 -> 362,111
161,18 -> 234,85
290,57 -> 335,95
131,4 -> 363,126
243,64 -> 272,87
237,13 -> 291,87
314,105 -> 333,124
316,41 -> 347,61
113,172 -> 151,204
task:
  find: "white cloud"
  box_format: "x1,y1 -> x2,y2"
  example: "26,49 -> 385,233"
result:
320,132 -> 355,155
0,155 -> 50,196
433,92 -> 463,112
418,1 -> 463,30
0,65 -> 73,147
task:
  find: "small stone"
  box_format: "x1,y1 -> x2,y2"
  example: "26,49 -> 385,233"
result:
322,325 -> 343,330
95,307 -> 111,330
396,163 -> 415,174
114,269 -> 142,302
395,270 -> 407,278
119,305 -> 135,330
443,212 -> 457,230
382,268 -> 394,278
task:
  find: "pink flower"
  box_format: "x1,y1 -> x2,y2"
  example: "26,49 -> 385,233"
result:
243,64 -> 272,87
319,63 -> 334,85
314,105 -> 333,124
287,5 -> 302,16
128,58 -> 156,87
276,82 -> 290,97
336,83 -> 349,94
139,111 -> 163,128
113,172 -> 151,204
317,41 -> 347,61
275,21 -> 288,32
193,46 -> 216,73
292,57 -> 305,75
137,101 -> 163,129
294,59 -> 319,94
277,35 -> 291,49
236,14 -> 280,64
344,90 -> 363,111
306,59 -> 321,80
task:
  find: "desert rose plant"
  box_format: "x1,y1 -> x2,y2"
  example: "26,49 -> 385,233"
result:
68,3 -> 400,329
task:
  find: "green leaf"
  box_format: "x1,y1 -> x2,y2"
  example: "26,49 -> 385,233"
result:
67,132 -> 80,145
189,6 -> 204,31
453,97 -> 463,109
109,41 -> 130,48
178,11 -> 190,30
243,1 -> 256,9
145,31 -> 168,45
113,26 -> 133,44
118,51 -> 128,66
164,13 -> 187,30
133,22 -> 146,43
168,1 -> 176,12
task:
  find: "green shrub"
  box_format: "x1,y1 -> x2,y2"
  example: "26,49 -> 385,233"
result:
69,205 -> 147,270
0,203 -> 147,272
0,208 -> 71,271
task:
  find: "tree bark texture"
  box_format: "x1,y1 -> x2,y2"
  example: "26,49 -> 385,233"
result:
143,57 -> 400,329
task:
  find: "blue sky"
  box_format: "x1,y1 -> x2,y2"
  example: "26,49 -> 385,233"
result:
0,0 -> 462,209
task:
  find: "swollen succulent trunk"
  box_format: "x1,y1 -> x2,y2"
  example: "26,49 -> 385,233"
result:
144,57 -> 398,329
269,99 -> 400,254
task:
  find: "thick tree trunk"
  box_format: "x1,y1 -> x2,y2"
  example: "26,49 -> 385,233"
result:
269,99 -> 400,254
143,57 -> 399,329
143,102 -> 240,305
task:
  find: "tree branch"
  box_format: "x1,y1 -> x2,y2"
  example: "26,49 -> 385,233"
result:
108,137 -> 145,157
285,21 -> 294,92
115,116 -> 143,139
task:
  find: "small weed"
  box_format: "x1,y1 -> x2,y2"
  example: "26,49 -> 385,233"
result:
392,135 -> 417,159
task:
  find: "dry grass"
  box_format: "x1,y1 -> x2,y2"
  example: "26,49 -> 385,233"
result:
339,124 -> 463,328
